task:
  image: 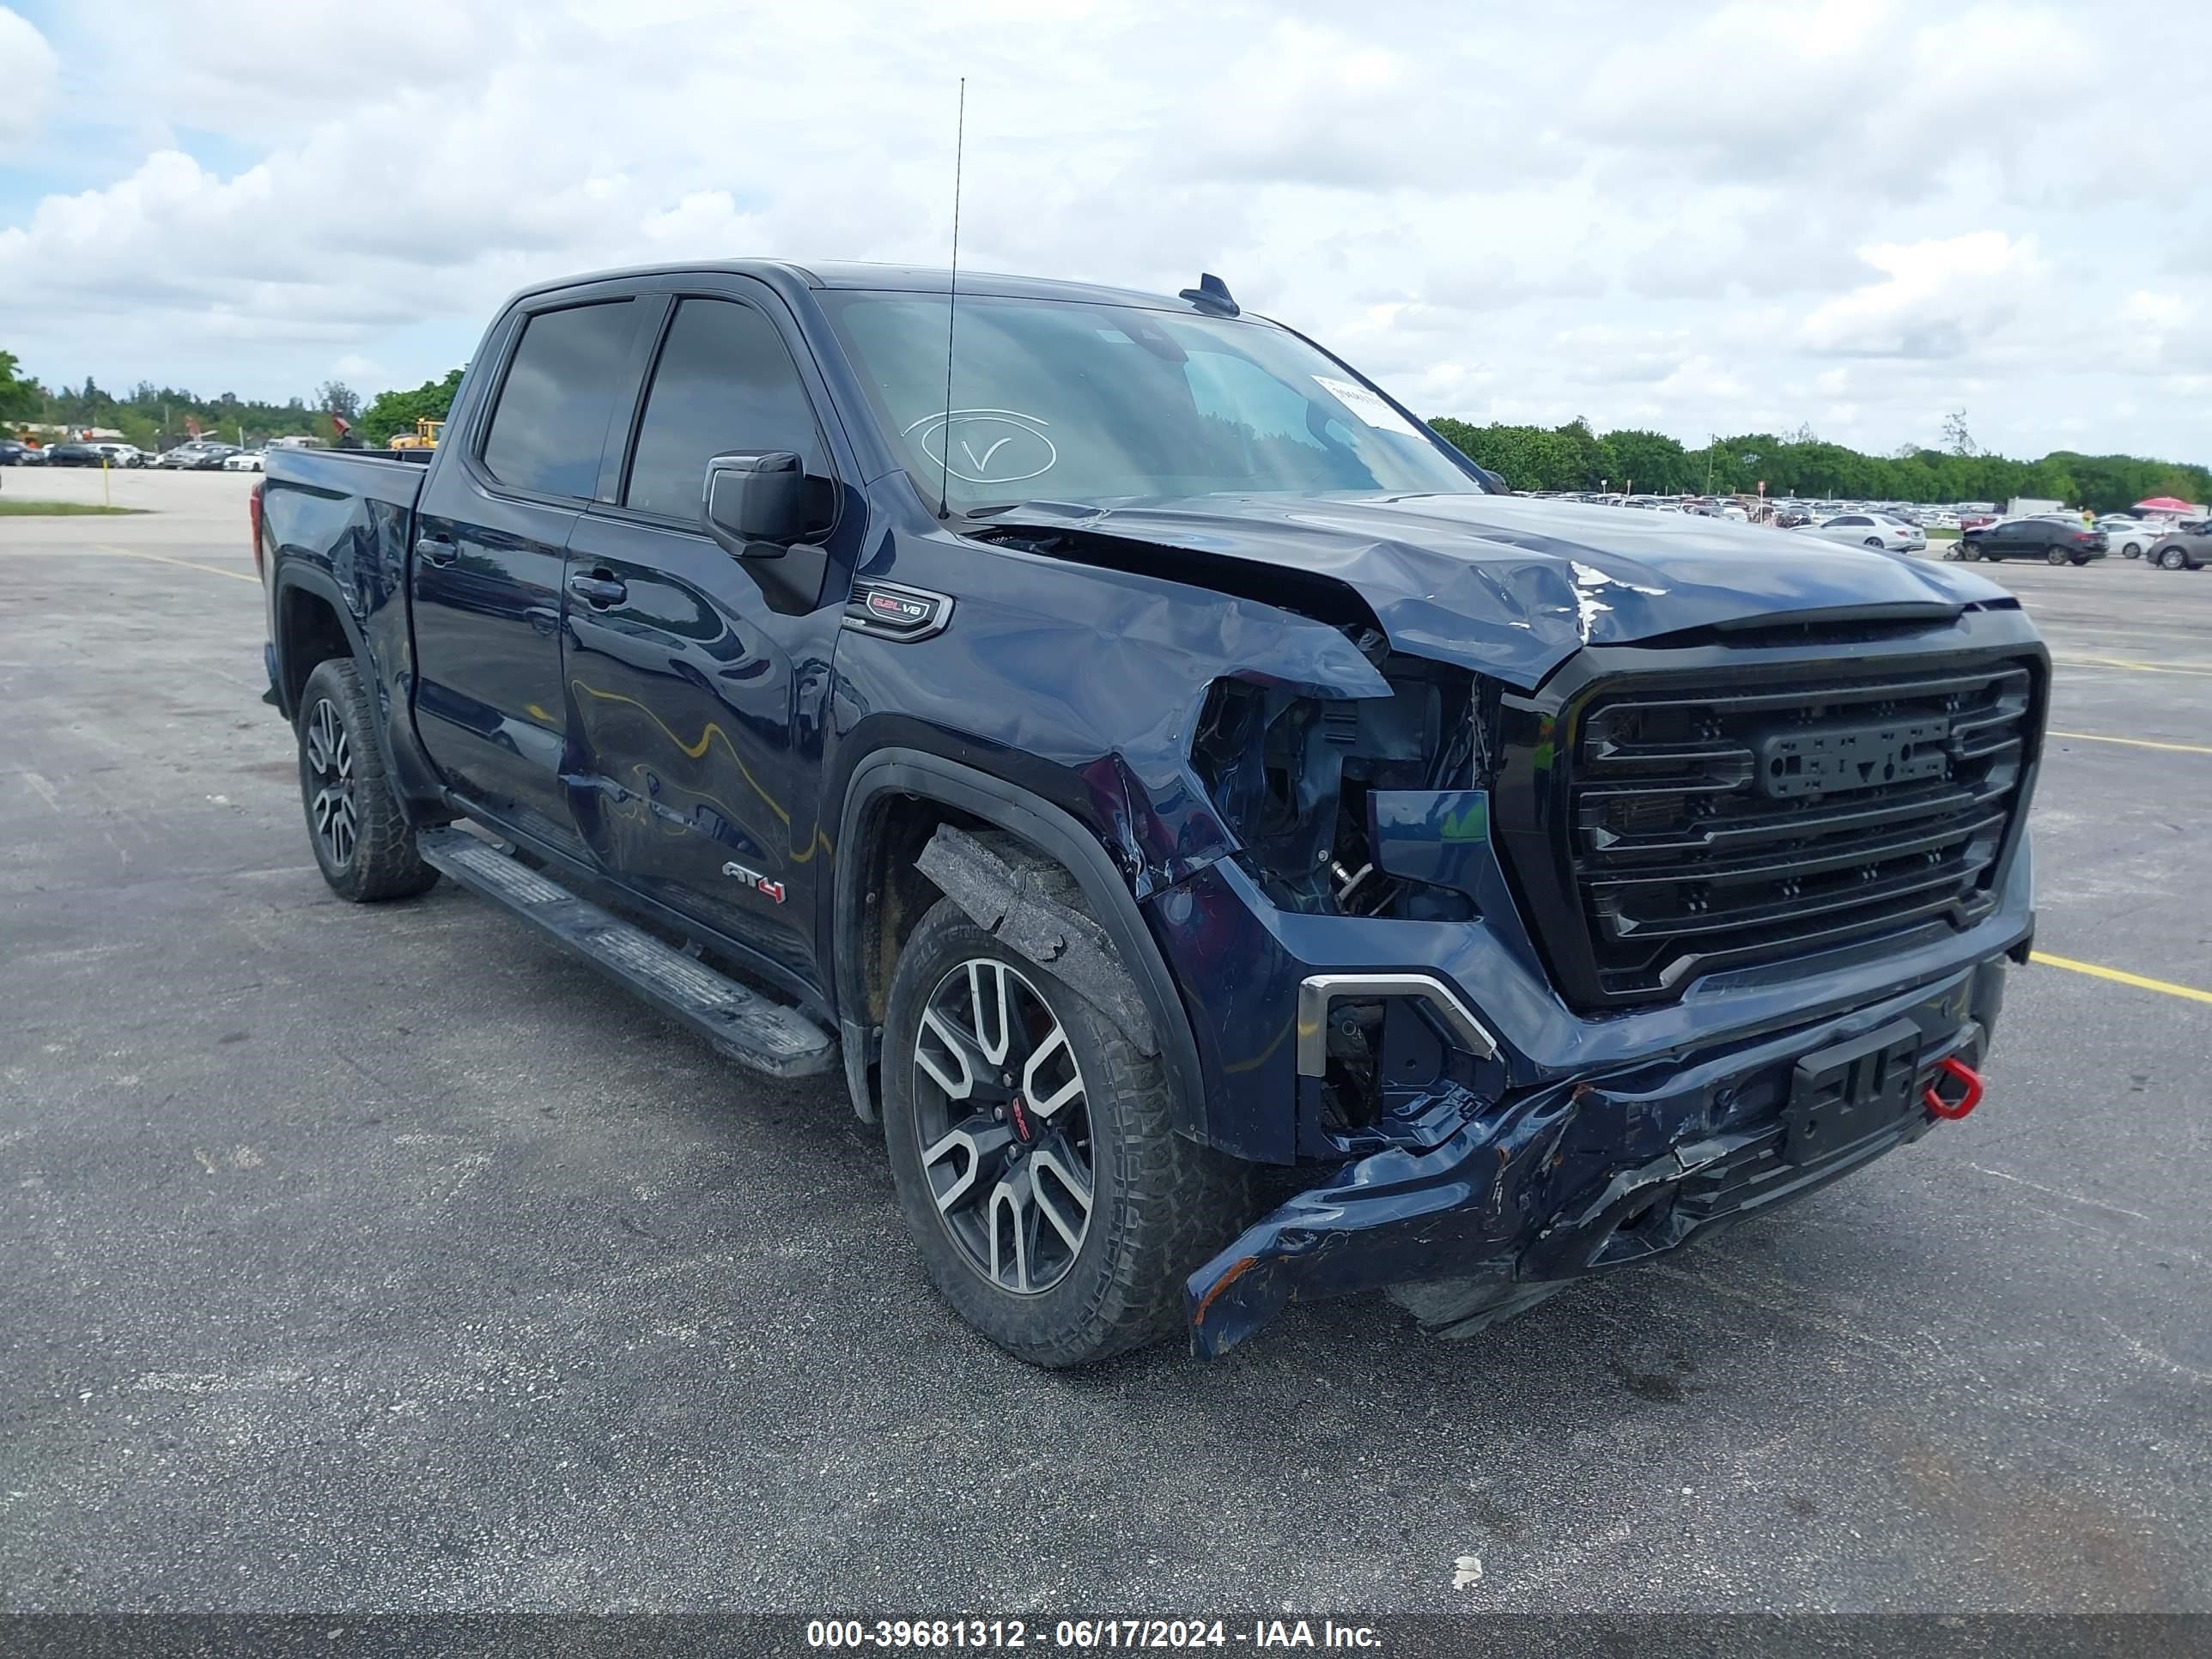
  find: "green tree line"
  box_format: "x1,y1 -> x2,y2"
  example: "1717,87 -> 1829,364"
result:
3,364 -> 344,450
1428,416 -> 2210,514
3,348 -> 470,452
9,340 -> 2203,507
361,368 -> 465,446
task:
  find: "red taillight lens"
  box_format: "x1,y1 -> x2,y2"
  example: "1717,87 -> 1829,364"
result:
249,482 -> 265,577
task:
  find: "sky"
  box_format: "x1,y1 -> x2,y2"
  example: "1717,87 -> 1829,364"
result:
3,0 -> 2208,464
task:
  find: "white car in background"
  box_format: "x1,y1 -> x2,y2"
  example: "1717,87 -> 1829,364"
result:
2094,516 -> 2157,558
1796,512 -> 1926,553
90,443 -> 150,468
222,451 -> 265,472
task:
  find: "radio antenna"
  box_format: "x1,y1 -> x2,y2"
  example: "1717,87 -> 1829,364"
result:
938,76 -> 965,520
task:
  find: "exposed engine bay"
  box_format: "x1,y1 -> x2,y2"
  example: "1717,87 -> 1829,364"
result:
1189,638 -> 1487,924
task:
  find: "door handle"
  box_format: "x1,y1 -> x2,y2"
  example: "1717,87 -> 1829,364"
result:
414,535 -> 458,567
568,573 -> 628,608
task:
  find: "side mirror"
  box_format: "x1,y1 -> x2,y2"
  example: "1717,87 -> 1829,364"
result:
704,451 -> 806,556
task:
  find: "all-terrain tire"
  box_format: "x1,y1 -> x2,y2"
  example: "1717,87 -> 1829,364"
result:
882,895 -> 1249,1366
296,656 -> 439,902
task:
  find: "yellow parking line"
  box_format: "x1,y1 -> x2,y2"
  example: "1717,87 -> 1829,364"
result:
2051,654 -> 2212,677
2032,952 -> 2212,1006
2047,730 -> 2212,756
94,544 -> 258,585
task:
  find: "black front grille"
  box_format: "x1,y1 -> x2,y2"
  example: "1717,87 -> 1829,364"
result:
1533,653 -> 2041,1003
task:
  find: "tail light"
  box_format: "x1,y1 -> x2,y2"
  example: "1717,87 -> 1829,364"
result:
2074,532 -> 2097,543
249,482 -> 265,579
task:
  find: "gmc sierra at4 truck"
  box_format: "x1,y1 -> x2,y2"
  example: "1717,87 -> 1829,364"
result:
255,262 -> 2042,1364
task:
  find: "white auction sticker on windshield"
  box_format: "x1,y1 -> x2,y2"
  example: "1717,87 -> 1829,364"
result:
1313,375 -> 1423,440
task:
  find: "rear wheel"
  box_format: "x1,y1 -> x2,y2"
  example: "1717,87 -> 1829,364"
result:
297,657 -> 439,902
882,894 -> 1246,1366
1863,537 -> 1885,549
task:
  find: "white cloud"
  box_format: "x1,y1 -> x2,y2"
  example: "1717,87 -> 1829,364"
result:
1799,233 -> 2043,359
1,0 -> 2209,464
0,7 -> 58,145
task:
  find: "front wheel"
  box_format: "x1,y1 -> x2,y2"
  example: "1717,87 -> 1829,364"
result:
882,895 -> 1247,1366
2047,544 -> 2069,565
296,657 -> 439,902
2160,547 -> 2190,570
2121,542 -> 2142,558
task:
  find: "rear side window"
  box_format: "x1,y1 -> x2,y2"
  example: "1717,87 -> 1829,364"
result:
481,301 -> 637,498
624,298 -> 825,520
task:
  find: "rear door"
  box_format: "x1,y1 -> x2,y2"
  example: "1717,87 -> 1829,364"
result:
558,280 -> 859,993
410,287 -> 652,855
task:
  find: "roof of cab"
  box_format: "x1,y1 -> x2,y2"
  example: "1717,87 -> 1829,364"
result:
506,258 -> 1225,316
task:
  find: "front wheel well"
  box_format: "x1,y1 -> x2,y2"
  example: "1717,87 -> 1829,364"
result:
848,792 -> 994,1030
276,584 -> 354,713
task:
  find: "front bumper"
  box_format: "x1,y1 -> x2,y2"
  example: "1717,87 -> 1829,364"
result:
1185,953 -> 2008,1358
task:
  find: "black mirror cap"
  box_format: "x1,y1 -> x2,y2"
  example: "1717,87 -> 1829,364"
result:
705,450 -> 806,556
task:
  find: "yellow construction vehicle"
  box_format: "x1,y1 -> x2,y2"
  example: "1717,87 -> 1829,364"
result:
387,417 -> 445,450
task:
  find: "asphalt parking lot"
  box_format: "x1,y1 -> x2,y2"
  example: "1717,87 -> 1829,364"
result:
3,471 -> 2207,1614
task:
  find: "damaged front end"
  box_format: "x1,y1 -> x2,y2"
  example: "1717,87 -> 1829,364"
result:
1187,957 -> 2007,1358
965,503 -> 2045,1360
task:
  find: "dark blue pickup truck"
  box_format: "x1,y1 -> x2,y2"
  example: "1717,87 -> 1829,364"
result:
256,260 -> 2044,1363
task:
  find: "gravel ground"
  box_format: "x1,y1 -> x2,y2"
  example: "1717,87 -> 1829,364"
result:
2,481 -> 2206,1614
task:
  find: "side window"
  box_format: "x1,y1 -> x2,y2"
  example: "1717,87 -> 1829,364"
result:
624,298 -> 827,520
481,301 -> 637,498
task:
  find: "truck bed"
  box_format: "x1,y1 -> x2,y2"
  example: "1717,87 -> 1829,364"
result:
264,446 -> 431,511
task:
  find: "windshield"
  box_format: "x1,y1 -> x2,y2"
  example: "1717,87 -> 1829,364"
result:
817,291 -> 1484,514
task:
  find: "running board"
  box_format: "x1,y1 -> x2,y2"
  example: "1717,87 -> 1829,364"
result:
417,827 -> 838,1079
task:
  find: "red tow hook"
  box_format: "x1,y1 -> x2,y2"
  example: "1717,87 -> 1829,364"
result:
1923,1055 -> 1985,1120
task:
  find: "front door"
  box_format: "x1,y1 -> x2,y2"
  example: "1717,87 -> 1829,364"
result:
558,287 -> 854,993
410,292 -> 648,855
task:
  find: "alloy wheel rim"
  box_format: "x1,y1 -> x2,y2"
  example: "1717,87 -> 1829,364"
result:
911,957 -> 1094,1296
303,697 -> 358,869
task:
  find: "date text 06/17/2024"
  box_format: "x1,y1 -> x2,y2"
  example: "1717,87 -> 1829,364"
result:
805,1619 -> 1385,1650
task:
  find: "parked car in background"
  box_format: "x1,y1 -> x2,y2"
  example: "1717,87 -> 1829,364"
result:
2145,524 -> 2212,571
1954,518 -> 2106,565
1774,508 -> 1816,529
41,442 -> 109,467
157,441 -> 243,470
2094,517 -> 2157,559
1798,513 -> 1923,553
0,439 -> 39,466
91,443 -> 150,468
223,452 -> 266,472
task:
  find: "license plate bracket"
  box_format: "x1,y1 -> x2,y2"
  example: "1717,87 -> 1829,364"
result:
1784,1018 -> 1923,1165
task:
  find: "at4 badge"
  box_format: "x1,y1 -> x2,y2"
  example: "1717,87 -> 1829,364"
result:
720,861 -> 786,903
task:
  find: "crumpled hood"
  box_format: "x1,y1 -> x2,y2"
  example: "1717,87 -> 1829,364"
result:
986,493 -> 2015,690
